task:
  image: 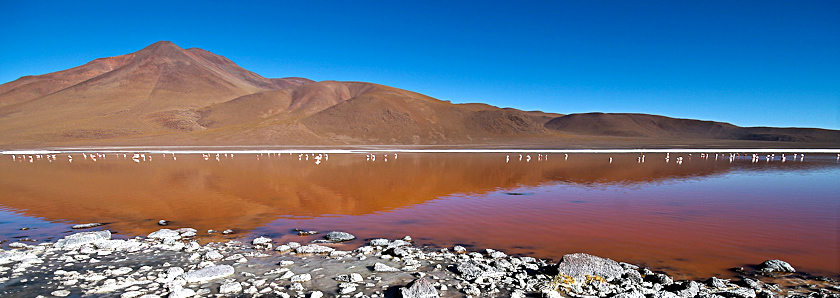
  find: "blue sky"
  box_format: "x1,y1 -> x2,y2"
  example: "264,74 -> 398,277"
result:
2,1 -> 838,129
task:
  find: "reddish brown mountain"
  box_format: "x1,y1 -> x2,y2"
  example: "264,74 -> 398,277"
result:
0,41 -> 837,148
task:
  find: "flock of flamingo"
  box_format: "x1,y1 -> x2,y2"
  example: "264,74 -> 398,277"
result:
6,152 -> 840,165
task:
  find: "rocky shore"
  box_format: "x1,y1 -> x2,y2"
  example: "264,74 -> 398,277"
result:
1,228 -> 838,298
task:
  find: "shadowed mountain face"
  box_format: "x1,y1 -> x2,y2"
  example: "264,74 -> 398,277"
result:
545,113 -> 840,143
0,41 -> 837,147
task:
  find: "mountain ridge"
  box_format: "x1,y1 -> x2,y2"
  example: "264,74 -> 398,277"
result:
0,41 -> 837,148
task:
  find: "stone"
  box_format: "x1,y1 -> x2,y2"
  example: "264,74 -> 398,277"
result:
222,229 -> 234,234
71,223 -> 104,229
324,231 -> 356,242
291,273 -> 312,283
203,250 -> 223,261
757,259 -> 795,273
53,230 -> 112,249
647,273 -> 674,285
370,239 -> 390,246
668,281 -> 700,297
453,246 -> 467,254
717,288 -> 757,298
652,291 -> 681,298
51,290 -> 71,297
157,220 -> 168,226
168,287 -> 195,298
296,244 -> 334,254
275,245 -> 292,252
147,229 -> 181,241
486,249 -> 507,259
220,281 -> 243,294
339,283 -> 357,294
181,264 -> 235,283
455,260 -> 501,281
166,267 -> 185,278
373,262 -> 401,272
253,237 -> 273,249
707,277 -> 728,289
310,291 -> 324,298
175,228 -> 197,237
556,253 -> 626,283
400,277 -> 439,298
614,291 -> 646,298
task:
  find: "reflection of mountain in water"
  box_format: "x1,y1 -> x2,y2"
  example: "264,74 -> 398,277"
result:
0,153 -> 835,238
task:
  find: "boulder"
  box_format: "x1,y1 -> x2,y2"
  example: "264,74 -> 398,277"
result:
296,244 -> 334,254
400,277 -> 439,298
54,230 -> 112,249
373,262 -> 401,272
181,265 -> 235,283
324,231 -> 356,242
757,259 -> 795,273
147,229 -> 181,241
556,253 -> 626,283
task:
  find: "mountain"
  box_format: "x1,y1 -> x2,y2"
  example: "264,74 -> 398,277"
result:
0,41 -> 837,148
545,113 -> 840,143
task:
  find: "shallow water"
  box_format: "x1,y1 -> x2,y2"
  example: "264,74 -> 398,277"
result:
0,151 -> 838,279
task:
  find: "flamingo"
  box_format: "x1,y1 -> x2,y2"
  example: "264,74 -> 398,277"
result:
526,155 -> 531,162
506,155 -> 509,163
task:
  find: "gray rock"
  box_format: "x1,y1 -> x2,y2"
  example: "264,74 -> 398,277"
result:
613,291 -> 646,298
71,223 -> 104,229
175,228 -> 197,237
203,250 -> 223,261
556,253 -> 626,283
324,231 -> 356,242
456,260 -> 502,281
400,277 -> 439,298
757,259 -> 795,273
652,291 -> 682,298
168,288 -> 195,298
707,277 -> 728,289
51,289 -> 71,297
157,220 -> 168,226
373,262 -> 401,272
54,230 -> 112,249
181,264 -> 235,283
338,283 -> 357,294
253,237 -> 273,249
647,273 -> 674,285
296,244 -> 335,254
370,239 -> 390,246
453,246 -> 467,253
220,281 -> 243,294
291,273 -> 312,283
669,281 -> 700,297
147,229 -> 181,241
716,288 -> 757,298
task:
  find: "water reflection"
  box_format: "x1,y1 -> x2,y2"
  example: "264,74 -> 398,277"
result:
0,152 -> 838,278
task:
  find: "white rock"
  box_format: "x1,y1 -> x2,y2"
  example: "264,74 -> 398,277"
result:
147,229 -> 181,241
168,287 -> 195,298
181,265 -> 235,283
310,291 -> 324,298
296,244 -> 334,254
203,250 -> 223,261
373,262 -> 400,272
166,267 -> 184,278
291,273 -> 312,283
51,290 -> 71,297
176,228 -> 197,237
54,230 -> 112,250
220,281 -> 243,294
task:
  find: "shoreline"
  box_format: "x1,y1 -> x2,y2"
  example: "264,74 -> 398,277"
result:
1,228 -> 837,298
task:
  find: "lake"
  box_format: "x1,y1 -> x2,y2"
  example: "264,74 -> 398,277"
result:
1,150 -> 838,280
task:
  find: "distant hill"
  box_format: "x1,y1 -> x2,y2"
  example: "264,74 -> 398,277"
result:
0,41 -> 836,148
545,113 -> 840,143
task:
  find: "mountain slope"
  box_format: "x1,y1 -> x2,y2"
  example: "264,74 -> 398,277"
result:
545,113 -> 840,143
0,41 -> 837,148
0,41 -> 310,145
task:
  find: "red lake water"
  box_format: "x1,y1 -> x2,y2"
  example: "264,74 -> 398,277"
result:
1,151 -> 838,279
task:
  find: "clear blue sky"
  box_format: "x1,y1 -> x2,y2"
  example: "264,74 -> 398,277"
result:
2,0 -> 838,129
